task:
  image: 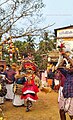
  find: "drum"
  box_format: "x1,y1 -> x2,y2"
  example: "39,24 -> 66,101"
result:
0,83 -> 7,97
13,84 -> 24,95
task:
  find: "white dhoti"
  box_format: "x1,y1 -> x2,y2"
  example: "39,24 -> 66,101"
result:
58,86 -> 63,102
58,89 -> 73,116
5,84 -> 14,100
13,94 -> 24,106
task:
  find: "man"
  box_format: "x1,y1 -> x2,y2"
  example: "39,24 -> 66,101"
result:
5,64 -> 16,101
58,52 -> 73,120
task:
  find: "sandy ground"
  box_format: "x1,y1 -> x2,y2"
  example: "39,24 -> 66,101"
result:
1,90 -> 70,120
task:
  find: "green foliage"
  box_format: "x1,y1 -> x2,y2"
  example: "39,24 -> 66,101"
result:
1,31 -> 56,70
34,53 -> 42,68
14,36 -> 35,57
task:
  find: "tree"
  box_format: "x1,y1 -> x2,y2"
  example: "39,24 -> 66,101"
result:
0,0 -> 52,39
14,35 -> 35,56
0,0 -> 56,68
38,31 -> 56,53
0,0 -> 55,40
25,35 -> 35,53
34,31 -> 56,70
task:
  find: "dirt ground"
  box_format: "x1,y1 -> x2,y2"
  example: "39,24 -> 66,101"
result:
1,90 -> 70,120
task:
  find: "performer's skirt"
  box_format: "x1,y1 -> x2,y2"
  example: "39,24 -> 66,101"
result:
21,84 -> 39,102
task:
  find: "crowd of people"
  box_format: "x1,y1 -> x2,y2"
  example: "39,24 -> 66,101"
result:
0,51 -> 73,120
0,53 -> 41,114
39,51 -> 73,120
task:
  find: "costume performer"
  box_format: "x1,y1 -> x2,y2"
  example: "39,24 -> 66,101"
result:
21,60 -> 39,112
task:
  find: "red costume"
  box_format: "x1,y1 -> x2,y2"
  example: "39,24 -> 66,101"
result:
21,61 -> 39,101
21,74 -> 39,101
21,59 -> 39,112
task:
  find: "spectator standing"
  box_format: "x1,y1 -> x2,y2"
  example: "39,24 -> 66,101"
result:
57,52 -> 73,120
5,64 -> 16,101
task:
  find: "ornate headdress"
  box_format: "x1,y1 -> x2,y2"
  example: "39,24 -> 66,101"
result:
23,60 -> 37,72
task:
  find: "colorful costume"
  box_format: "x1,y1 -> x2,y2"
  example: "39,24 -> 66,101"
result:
21,74 -> 39,102
21,59 -> 39,112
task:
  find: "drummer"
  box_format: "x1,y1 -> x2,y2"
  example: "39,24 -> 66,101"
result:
13,66 -> 26,107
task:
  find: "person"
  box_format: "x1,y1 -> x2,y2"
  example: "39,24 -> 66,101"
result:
57,52 -> 73,120
47,62 -> 55,89
53,71 -> 60,92
0,65 -> 7,104
40,69 -> 47,87
5,64 -> 16,101
20,54 -> 39,112
13,67 -> 26,107
21,68 -> 39,112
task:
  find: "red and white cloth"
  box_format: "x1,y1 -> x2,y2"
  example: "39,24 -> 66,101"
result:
21,76 -> 39,102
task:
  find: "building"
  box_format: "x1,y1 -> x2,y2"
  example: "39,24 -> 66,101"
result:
54,25 -> 73,51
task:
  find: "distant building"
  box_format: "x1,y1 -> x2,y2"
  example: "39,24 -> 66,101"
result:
54,25 -> 73,51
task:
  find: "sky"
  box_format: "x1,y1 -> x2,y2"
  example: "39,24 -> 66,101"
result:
42,0 -> 73,33
1,0 -> 73,43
